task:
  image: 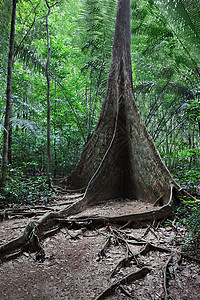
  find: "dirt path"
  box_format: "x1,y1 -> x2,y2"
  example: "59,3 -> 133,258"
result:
0,194 -> 199,299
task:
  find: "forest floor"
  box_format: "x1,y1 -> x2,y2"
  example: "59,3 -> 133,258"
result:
0,190 -> 200,300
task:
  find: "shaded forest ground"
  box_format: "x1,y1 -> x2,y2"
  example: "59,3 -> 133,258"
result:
0,187 -> 200,300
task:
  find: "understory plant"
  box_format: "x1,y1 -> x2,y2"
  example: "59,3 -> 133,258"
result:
175,199 -> 200,251
0,165 -> 55,208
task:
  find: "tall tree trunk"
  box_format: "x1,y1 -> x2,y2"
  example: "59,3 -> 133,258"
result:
8,104 -> 13,164
0,0 -> 17,190
45,0 -> 62,186
67,0 -> 178,205
53,82 -> 58,178
198,119 -> 200,139
46,5 -> 51,187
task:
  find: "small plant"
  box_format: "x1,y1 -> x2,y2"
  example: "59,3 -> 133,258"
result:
175,199 -> 200,250
0,165 -> 55,208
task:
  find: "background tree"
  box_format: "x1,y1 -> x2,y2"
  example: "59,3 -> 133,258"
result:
44,0 -> 62,187
0,0 -> 17,190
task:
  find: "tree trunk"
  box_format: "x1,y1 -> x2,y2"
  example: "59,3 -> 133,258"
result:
53,82 -> 58,178
8,104 -> 13,164
45,0 -> 62,186
0,0 -> 17,189
46,6 -> 51,187
67,0 -> 178,205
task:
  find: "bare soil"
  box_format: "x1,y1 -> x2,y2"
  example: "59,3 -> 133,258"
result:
0,193 -> 199,300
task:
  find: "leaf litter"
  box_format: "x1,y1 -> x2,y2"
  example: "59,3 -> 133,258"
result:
0,193 -> 200,300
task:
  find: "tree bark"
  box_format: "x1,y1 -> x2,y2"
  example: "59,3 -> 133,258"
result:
46,5 -> 51,187
45,0 -> 62,186
67,0 -> 179,205
8,104 -> 13,164
0,0 -> 17,189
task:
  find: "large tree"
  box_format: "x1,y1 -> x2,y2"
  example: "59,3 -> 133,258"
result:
67,0 -> 178,206
0,0 -> 17,190
0,0 -> 197,262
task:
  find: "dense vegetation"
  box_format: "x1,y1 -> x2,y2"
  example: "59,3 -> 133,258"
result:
0,0 -> 199,241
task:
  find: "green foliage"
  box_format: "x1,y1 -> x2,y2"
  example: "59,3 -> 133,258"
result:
130,0 -> 200,180
175,200 -> 200,248
0,0 -> 199,209
0,164 -> 54,208
155,0 -> 200,69
79,0 -> 117,135
172,163 -> 200,197
0,0 -> 11,64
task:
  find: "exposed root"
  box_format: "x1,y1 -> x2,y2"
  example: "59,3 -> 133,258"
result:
181,252 -> 200,263
0,207 -> 58,221
118,284 -> 134,299
1,250 -> 23,263
41,226 -> 61,240
0,191 -> 199,300
95,267 -> 151,300
108,229 -> 170,278
0,184 -> 197,263
70,203 -> 173,225
163,254 -> 173,300
142,225 -> 159,239
153,194 -> 164,207
98,236 -> 112,259
113,240 -> 171,271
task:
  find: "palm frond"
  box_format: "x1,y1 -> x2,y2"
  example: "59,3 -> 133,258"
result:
155,0 -> 200,67
80,0 -> 117,60
15,43 -> 46,74
11,118 -> 39,137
